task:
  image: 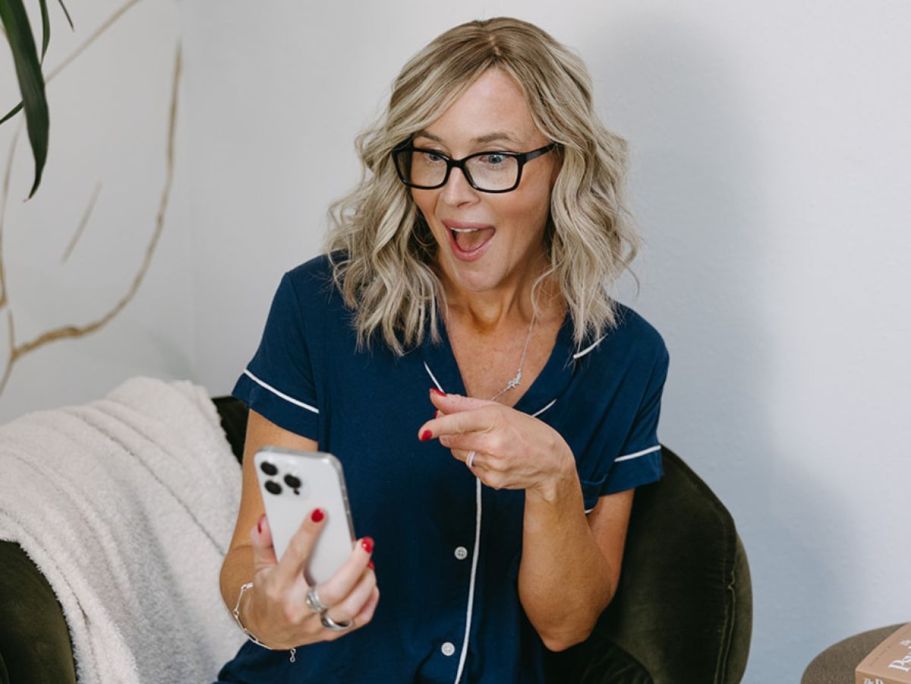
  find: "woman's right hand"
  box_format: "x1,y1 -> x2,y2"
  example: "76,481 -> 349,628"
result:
240,508 -> 379,649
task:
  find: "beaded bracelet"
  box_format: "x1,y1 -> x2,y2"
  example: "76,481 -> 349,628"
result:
232,581 -> 297,663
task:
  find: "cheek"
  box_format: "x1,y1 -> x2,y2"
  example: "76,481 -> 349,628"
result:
410,190 -> 429,217
411,192 -> 438,232
498,189 -> 552,230
507,168 -> 554,222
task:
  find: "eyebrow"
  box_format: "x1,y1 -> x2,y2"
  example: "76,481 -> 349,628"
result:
413,130 -> 522,145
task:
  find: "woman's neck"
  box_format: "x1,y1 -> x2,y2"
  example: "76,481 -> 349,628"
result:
438,255 -> 562,336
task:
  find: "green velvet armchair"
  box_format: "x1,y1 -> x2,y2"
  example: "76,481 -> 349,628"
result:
0,396 -> 751,683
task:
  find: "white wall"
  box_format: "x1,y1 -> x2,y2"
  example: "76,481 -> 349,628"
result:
3,1 -> 910,680
0,0 -> 190,413
601,3 -> 911,678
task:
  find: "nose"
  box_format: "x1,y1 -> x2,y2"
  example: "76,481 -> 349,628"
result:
440,165 -> 479,205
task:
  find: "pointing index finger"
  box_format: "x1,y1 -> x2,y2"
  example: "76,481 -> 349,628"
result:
418,406 -> 491,441
429,391 -> 497,412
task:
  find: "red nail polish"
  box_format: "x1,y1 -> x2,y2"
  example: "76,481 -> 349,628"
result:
368,560 -> 375,570
361,537 -> 374,553
311,508 -> 325,523
420,429 -> 432,441
257,514 -> 265,534
430,387 -> 446,397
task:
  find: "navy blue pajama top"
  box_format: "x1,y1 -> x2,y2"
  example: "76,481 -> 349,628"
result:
217,253 -> 669,684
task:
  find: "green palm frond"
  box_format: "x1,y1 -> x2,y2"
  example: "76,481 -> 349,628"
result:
0,0 -> 73,198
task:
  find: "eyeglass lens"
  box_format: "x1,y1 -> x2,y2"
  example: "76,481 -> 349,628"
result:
396,149 -> 520,191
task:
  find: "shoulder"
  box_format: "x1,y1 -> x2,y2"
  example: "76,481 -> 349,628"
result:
612,303 -> 668,360
274,252 -> 353,343
284,252 -> 337,294
580,302 -> 669,374
280,252 -> 349,311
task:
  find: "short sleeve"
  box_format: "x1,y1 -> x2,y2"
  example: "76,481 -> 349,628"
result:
231,272 -> 320,441
600,342 -> 670,496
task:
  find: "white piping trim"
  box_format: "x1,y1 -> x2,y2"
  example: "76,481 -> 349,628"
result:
615,445 -> 661,462
454,477 -> 482,683
423,362 -> 444,392
425,362 -> 556,420
584,507 -> 596,515
572,334 -> 607,360
531,398 -> 557,417
243,369 -> 319,414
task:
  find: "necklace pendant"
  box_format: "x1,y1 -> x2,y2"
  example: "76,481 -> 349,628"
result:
506,370 -> 522,390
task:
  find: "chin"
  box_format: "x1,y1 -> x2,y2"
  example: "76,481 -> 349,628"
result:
454,264 -> 507,293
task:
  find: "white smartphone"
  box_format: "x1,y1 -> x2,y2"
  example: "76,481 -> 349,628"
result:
254,446 -> 356,586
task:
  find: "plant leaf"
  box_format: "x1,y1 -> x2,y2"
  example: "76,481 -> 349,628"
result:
38,0 -> 50,62
2,0 -> 75,124
57,0 -> 74,30
0,102 -> 24,126
0,0 -> 50,198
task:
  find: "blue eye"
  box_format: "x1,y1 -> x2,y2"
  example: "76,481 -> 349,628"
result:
420,151 -> 446,164
478,153 -> 507,166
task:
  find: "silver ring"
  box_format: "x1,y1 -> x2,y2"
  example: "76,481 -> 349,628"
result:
305,587 -> 329,614
467,450 -> 476,468
320,612 -> 353,631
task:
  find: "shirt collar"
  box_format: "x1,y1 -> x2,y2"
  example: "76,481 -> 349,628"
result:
419,304 -> 577,417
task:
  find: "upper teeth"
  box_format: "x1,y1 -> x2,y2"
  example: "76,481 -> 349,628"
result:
451,227 -> 481,233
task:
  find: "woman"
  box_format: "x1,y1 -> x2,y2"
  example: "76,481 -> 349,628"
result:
216,16 -> 669,684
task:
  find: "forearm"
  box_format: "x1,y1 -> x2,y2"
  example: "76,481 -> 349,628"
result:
219,544 -> 255,615
518,461 -> 615,651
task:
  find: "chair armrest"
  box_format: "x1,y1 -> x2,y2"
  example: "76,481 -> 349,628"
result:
724,534 -> 752,683
0,395 -> 246,684
599,447 -> 752,683
0,541 -> 76,684
543,447 -> 752,684
212,396 -> 247,465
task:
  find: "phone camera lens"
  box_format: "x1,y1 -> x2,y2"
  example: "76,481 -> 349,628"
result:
260,461 -> 278,476
265,480 -> 282,495
284,474 -> 301,489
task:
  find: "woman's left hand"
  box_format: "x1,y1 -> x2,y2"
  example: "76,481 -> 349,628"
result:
419,389 -> 575,498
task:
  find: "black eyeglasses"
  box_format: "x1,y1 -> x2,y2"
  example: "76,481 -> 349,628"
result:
391,141 -> 558,193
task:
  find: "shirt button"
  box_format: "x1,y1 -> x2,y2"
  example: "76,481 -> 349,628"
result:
441,642 -> 456,657
454,546 -> 468,560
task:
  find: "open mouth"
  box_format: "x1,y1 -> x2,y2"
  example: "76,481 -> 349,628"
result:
447,225 -> 496,257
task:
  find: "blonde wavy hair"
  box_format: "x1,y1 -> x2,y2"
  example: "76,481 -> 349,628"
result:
324,16 -> 639,356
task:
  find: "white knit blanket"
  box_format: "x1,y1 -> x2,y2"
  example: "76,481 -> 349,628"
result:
0,376 -> 245,683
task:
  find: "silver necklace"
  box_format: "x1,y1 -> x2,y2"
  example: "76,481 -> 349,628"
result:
486,310 -> 537,402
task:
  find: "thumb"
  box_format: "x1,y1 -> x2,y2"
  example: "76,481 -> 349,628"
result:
430,391 -> 496,413
250,513 -> 278,574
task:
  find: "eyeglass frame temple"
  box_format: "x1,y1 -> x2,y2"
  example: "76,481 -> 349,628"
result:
391,142 -> 559,193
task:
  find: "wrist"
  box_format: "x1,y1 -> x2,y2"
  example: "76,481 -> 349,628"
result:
527,446 -> 578,505
232,582 -> 278,651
